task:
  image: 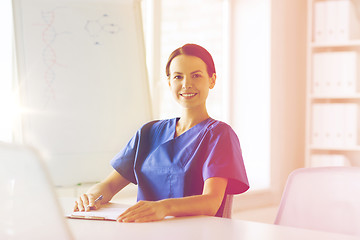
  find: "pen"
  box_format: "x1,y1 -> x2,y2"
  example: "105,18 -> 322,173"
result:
88,195 -> 103,210
94,195 -> 103,203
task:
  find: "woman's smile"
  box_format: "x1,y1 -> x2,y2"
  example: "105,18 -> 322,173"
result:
180,92 -> 198,98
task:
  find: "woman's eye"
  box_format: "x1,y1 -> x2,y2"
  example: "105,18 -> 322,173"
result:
174,75 -> 183,80
192,74 -> 201,78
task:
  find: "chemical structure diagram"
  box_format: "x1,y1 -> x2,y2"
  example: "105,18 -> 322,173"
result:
84,14 -> 121,45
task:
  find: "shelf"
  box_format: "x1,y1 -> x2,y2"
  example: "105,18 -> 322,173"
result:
306,0 -> 360,167
311,40 -> 360,48
310,146 -> 360,151
311,94 -> 360,99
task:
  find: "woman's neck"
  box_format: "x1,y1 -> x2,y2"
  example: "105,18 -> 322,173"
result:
176,108 -> 210,136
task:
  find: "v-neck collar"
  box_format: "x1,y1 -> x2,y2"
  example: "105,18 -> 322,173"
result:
172,117 -> 212,139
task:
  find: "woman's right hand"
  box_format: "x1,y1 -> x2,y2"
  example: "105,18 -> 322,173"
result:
72,171 -> 130,212
73,193 -> 102,212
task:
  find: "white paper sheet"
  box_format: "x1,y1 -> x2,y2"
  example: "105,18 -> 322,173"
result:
69,203 -> 127,221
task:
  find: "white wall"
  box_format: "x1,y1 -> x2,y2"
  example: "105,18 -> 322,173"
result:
270,0 -> 306,198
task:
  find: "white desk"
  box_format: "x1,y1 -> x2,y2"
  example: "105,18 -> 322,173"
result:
61,199 -> 358,240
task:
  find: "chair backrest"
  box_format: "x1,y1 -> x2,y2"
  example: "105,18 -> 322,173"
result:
216,194 -> 233,218
222,194 -> 233,218
275,167 -> 360,236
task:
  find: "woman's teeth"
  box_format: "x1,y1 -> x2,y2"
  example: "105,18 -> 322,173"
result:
181,93 -> 196,97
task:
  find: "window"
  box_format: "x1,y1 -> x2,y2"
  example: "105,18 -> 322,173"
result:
0,0 -> 14,143
229,0 -> 271,190
143,0 -> 271,191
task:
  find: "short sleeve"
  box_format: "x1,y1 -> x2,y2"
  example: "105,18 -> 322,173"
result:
110,130 -> 140,184
202,123 -> 249,195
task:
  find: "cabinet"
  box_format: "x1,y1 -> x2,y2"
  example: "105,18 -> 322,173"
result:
306,0 -> 360,167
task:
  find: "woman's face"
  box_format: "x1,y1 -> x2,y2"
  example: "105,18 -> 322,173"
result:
168,54 -> 216,111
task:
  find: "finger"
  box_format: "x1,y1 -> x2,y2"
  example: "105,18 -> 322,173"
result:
118,206 -> 154,222
132,206 -> 166,223
118,212 -> 152,223
89,202 -> 101,210
118,201 -> 146,217
121,210 -> 157,223
80,194 -> 90,211
94,199 -> 102,210
76,197 -> 85,212
87,194 -> 96,208
73,201 -> 79,212
118,202 -> 145,219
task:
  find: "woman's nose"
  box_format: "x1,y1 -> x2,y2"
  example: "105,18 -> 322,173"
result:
182,77 -> 192,89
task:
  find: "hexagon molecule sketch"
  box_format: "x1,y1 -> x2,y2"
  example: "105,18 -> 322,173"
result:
84,14 -> 121,45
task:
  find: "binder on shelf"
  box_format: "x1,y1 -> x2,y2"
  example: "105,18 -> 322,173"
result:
339,51 -> 358,95
330,51 -> 358,95
326,52 -> 337,94
311,104 -> 323,146
314,1 -> 326,42
330,104 -> 345,147
325,0 -> 337,42
344,103 -> 358,147
322,104 -> 333,147
312,51 -> 358,96
336,0 -> 360,41
312,52 -> 334,96
312,53 -> 325,95
311,103 -> 359,148
313,0 -> 360,43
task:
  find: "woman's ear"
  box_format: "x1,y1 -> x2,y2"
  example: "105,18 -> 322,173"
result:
209,73 -> 216,89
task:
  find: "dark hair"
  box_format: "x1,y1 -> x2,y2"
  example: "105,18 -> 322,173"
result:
165,44 -> 216,77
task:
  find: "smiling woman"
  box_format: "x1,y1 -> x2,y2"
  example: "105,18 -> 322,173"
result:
74,44 -> 249,222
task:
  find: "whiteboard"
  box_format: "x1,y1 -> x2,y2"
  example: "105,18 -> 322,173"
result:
12,0 -> 152,186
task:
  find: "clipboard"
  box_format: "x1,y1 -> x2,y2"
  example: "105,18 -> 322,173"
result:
67,203 -> 127,221
68,215 -> 110,221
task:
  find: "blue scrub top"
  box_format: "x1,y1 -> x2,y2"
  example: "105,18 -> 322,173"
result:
111,118 -> 249,205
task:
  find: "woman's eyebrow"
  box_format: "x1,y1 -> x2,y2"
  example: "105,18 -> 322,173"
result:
173,71 -> 184,75
172,70 -> 203,75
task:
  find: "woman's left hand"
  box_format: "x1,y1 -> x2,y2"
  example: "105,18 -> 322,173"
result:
117,200 -> 168,223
